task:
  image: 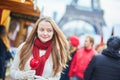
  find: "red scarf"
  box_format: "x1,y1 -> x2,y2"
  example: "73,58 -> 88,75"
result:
31,37 -> 52,76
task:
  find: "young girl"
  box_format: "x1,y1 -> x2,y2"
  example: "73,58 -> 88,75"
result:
10,16 -> 69,80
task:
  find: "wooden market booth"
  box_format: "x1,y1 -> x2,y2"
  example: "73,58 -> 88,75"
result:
0,0 -> 40,47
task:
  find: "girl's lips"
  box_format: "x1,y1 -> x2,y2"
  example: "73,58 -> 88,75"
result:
42,36 -> 49,39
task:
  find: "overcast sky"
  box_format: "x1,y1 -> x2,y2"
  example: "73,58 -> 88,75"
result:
37,0 -> 120,27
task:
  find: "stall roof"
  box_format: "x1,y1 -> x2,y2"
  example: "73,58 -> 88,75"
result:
0,0 -> 40,17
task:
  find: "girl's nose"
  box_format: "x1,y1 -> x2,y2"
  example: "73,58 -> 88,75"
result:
43,31 -> 48,35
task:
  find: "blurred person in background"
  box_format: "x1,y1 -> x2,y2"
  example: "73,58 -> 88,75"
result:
10,16 -> 70,80
84,36 -> 120,80
0,25 -> 13,80
60,35 -> 80,80
68,35 -> 96,80
95,36 -> 107,54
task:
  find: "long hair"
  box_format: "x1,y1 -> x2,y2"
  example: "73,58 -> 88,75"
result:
19,16 -> 69,76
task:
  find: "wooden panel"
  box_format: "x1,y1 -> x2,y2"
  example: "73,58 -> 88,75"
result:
10,12 -> 39,22
0,0 -> 40,16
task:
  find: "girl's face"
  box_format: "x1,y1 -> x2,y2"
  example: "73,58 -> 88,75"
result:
37,21 -> 54,43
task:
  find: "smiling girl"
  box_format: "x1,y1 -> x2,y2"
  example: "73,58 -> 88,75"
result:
10,16 -> 69,80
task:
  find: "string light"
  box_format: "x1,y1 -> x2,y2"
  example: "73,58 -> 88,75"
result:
21,0 -> 25,3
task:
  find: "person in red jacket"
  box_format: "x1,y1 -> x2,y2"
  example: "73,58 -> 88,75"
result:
68,35 -> 97,80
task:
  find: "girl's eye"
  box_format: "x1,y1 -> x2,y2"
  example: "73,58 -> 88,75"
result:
47,29 -> 52,32
39,28 -> 44,31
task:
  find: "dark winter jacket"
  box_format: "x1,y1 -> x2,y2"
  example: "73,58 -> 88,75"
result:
84,48 -> 120,80
0,39 -> 12,78
60,51 -> 76,80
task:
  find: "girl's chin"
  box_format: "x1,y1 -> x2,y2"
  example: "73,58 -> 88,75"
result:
41,40 -> 49,43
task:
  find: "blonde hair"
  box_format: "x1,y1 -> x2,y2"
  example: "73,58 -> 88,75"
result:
19,16 -> 69,76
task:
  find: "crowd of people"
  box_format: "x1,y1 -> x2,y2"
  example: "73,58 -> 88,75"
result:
0,16 -> 120,80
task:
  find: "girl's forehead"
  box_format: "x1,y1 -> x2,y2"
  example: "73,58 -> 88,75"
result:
38,21 -> 51,26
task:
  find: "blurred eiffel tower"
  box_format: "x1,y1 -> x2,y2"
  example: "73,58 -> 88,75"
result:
58,0 -> 106,34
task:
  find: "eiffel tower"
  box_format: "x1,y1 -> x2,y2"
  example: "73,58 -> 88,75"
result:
58,0 -> 106,34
